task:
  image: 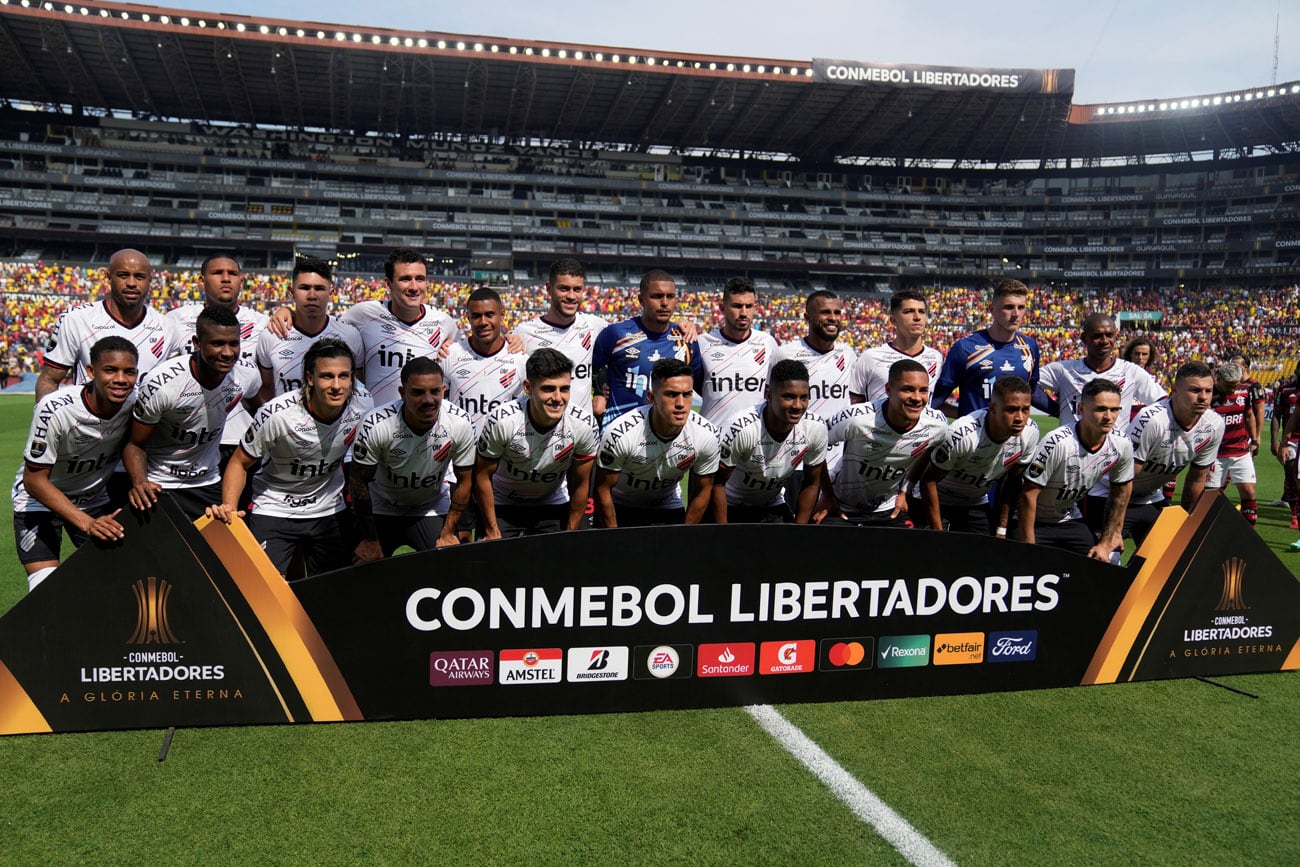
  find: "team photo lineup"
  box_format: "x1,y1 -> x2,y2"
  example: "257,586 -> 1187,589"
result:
14,245 -> 1285,587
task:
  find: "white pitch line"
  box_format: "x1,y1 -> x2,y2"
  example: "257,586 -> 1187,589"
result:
745,704 -> 956,867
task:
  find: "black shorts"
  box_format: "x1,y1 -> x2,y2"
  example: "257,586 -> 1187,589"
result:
159,483 -> 223,520
823,512 -> 913,529
1031,519 -> 1096,557
725,503 -> 793,524
13,505 -> 112,565
905,495 -> 992,534
1123,500 -> 1168,548
374,514 -> 445,555
494,503 -> 569,537
612,504 -> 686,527
247,511 -> 353,577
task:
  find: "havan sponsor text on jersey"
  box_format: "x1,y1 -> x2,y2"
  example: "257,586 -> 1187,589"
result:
166,303 -> 269,444
477,399 -> 599,505
922,408 -> 1041,506
827,399 -> 948,518
720,404 -> 828,508
598,406 -> 721,509
351,400 -> 476,516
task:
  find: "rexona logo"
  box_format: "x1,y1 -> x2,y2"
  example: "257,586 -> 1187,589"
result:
933,632 -> 985,665
987,630 -> 1038,663
633,644 -> 693,680
758,640 -> 816,675
877,635 -> 931,668
697,642 -> 756,678
429,650 -> 495,686
566,646 -> 630,682
499,647 -> 563,685
819,637 -> 874,672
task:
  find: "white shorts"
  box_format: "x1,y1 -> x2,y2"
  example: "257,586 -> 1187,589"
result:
1207,454 -> 1256,488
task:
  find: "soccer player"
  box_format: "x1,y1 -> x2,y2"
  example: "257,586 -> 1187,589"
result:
1037,313 -> 1167,427
255,257 -> 364,401
822,359 -> 948,527
336,248 -> 462,406
1271,367 -> 1300,527
349,357 -> 476,559
1206,361 -> 1260,527
712,360 -> 827,524
122,306 -> 262,518
208,338 -> 373,577
36,248 -> 178,401
771,290 -> 856,422
931,279 -> 1040,418
696,277 -> 777,428
594,358 -> 720,527
1018,379 -> 1133,560
13,337 -> 138,590
913,375 -> 1039,536
512,259 -> 608,419
849,288 -> 943,404
591,270 -> 701,427
474,348 -> 599,538
1107,361 -> 1224,546
165,253 -> 269,458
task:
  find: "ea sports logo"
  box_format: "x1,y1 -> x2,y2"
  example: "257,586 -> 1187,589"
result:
647,645 -> 679,678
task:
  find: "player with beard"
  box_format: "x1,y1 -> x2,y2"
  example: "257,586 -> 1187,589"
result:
1093,361 -> 1223,547
931,279 -> 1040,418
36,248 -> 178,402
712,360 -> 827,524
13,337 -> 139,591
349,357 -> 476,559
850,288 -> 943,404
822,359 -> 948,528
474,348 -> 599,538
1036,313 -> 1166,427
595,358 -> 720,527
696,277 -> 777,428
1018,378 -> 1133,560
913,375 -> 1039,536
123,306 -> 262,518
208,338 -> 373,576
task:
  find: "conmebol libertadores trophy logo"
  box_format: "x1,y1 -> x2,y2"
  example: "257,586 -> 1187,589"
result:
1216,557 -> 1248,612
128,577 -> 180,645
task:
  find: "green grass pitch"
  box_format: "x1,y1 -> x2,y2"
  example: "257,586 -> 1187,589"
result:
0,393 -> 1296,864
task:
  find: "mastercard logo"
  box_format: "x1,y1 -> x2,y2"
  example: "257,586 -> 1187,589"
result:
819,638 -> 873,671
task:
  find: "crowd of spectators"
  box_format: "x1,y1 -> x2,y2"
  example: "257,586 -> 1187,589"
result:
2,260 -> 1296,389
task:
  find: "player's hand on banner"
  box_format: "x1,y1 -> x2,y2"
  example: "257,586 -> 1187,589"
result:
353,539 -> 383,563
435,532 -> 460,549
204,503 -> 245,524
127,480 -> 162,511
82,508 -> 126,542
267,306 -> 293,338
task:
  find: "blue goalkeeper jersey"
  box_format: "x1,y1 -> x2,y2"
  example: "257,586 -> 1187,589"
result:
592,317 -> 701,426
932,329 -> 1040,416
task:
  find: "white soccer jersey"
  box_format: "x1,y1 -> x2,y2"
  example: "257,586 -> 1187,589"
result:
12,384 -> 136,513
239,389 -> 374,519
352,400 -> 476,517
827,399 -> 948,518
442,341 -> 529,436
720,404 -> 828,508
697,328 -> 778,428
849,343 -> 944,402
1039,358 -> 1167,428
598,406 -> 721,509
922,409 -> 1040,507
255,316 -> 365,397
166,303 -> 269,444
1126,402 -> 1225,505
132,356 -> 260,489
341,300 -> 460,406
45,300 -> 178,383
1023,426 -> 1135,525
512,313 -> 607,414
771,338 -> 857,420
478,399 -> 599,506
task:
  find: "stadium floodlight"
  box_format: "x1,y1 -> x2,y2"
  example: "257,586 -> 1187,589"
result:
418,38 -> 427,47
388,36 -> 398,46
43,1 -> 51,9
573,50 -> 581,59
756,65 -> 765,73
742,64 -> 750,72
646,56 -> 655,65
628,56 -> 637,64
557,49 -> 565,58
611,54 -> 620,62
159,14 -> 168,22
278,27 -> 288,36
1268,89 -> 1277,97
1293,85 -> 1300,93
1212,96 -> 1221,105
474,42 -> 483,51
525,47 -> 534,55
509,46 -> 518,54
1257,91 -> 1265,99
456,41 -> 466,50
541,48 -> 550,57
100,8 -> 109,15
594,52 -> 602,60
371,35 -> 381,44
258,24 -> 268,34
1179,99 -> 1189,108
139,11 -> 148,20
726,63 -> 735,71
317,30 -> 324,38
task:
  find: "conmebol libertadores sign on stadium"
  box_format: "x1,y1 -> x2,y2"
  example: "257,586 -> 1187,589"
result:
812,59 -> 1075,94
0,495 -> 1294,734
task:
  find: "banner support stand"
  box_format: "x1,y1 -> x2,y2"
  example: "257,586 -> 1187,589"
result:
1194,677 -> 1259,699
158,726 -> 177,763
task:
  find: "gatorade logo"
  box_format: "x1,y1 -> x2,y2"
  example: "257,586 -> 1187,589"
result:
759,640 -> 815,675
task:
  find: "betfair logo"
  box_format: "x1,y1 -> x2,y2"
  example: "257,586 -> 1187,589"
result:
128,577 -> 180,645
933,632 -> 984,665
1216,557 -> 1248,611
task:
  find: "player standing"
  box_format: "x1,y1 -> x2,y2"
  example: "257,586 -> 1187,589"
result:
1206,361 -> 1260,527
849,288 -> 943,404
1271,368 -> 1300,528
696,277 -> 777,428
931,279 -> 1040,417
512,259 -> 608,420
1037,314 -> 1166,427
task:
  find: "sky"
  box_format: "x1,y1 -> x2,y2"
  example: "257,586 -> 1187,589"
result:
196,0 -> 1299,104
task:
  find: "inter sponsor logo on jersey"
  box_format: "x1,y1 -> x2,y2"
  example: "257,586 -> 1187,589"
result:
877,635 -> 931,668
633,644 -> 693,680
987,630 -> 1038,662
697,643 -> 755,678
818,637 -> 874,672
429,650 -> 494,686
933,632 -> 985,665
566,646 -> 630,682
758,640 -> 816,675
499,647 -> 563,684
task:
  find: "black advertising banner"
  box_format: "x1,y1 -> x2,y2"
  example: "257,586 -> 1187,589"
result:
812,59 -> 1075,95
0,494 -> 1295,735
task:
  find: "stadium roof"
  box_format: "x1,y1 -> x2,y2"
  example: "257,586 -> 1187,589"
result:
1,0 -> 1298,164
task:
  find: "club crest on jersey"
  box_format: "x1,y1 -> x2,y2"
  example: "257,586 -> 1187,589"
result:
344,427 -> 359,447
580,333 -> 592,350
1002,450 -> 1024,467
150,336 -> 167,358
554,443 -> 575,462
790,447 -> 808,466
240,323 -> 255,338
499,368 -> 518,388
426,329 -> 445,346
433,441 -> 453,462
835,355 -> 845,371
675,453 -> 696,471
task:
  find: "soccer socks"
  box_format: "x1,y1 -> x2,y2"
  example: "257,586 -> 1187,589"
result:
1241,499 -> 1258,527
26,567 -> 55,592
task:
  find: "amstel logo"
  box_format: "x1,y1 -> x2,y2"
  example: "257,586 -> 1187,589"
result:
1216,557 -> 1248,612
127,577 -> 180,645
